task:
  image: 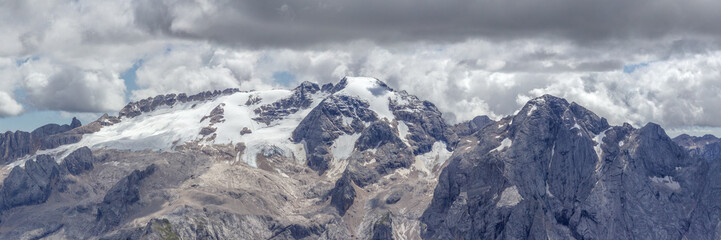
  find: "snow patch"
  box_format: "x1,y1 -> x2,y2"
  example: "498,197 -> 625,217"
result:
342,116 -> 354,127
593,130 -> 607,160
330,133 -> 360,161
397,121 -> 410,147
414,141 -> 453,175
545,183 -> 555,198
650,176 -> 681,191
497,186 -> 523,207
491,138 -> 512,152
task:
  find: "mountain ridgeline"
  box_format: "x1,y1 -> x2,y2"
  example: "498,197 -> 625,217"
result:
0,77 -> 719,239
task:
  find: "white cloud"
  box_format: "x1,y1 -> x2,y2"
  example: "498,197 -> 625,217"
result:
1,0 -> 721,137
0,92 -> 23,117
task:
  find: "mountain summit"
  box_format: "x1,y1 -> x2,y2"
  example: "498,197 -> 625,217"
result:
0,78 -> 719,239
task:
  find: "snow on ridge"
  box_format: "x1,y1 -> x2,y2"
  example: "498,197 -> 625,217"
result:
20,88 -> 320,168
335,77 -> 396,121
491,138 -> 512,153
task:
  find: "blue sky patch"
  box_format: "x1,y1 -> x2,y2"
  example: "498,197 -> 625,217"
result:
273,71 -> 296,87
623,62 -> 650,73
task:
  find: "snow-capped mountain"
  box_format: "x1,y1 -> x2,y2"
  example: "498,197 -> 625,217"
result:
0,77 -> 719,239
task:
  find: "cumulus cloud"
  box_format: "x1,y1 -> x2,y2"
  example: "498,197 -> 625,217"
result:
0,92 -> 23,117
1,0 -> 721,135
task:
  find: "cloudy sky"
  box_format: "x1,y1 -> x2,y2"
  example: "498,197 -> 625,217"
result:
2,0 -> 721,136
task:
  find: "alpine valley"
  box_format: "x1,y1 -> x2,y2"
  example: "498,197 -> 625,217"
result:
1,77 -> 720,240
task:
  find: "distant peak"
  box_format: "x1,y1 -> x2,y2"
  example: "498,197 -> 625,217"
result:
295,81 -> 320,91
70,117 -> 81,129
518,94 -> 609,134
330,76 -> 392,94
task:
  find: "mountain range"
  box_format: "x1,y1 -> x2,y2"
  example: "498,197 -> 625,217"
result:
0,77 -> 719,239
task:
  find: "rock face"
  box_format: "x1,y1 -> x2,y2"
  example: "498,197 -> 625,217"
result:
674,134 -> 721,161
293,94 -> 377,173
390,90 -> 459,155
118,88 -> 240,119
0,118 -> 83,164
61,147 -> 94,175
0,155 -> 62,211
97,164 -> 157,228
329,172 -> 356,216
0,131 -> 33,163
253,81 -> 321,124
421,95 -> 714,239
452,115 -> 494,137
370,212 -> 394,240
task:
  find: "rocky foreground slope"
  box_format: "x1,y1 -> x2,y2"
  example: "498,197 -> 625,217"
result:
0,77 -> 719,239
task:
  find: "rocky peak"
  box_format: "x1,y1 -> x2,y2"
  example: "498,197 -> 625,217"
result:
253,81 -> 321,124
514,94 -> 609,136
632,123 -> 691,176
422,94 -> 712,239
118,88 -> 241,119
673,133 -> 721,162
1,117 -> 85,164
453,115 -> 494,137
70,117 -> 82,129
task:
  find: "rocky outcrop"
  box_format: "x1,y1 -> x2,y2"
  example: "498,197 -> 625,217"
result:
391,91 -> 459,154
96,164 -> 157,228
253,81 -> 321,124
118,88 -> 240,119
61,147 -> 94,175
0,155 -> 62,211
293,95 -> 377,173
0,148 -> 98,213
370,212 -> 394,240
329,172 -> 356,216
453,115 -> 494,137
0,131 -> 33,163
674,134 -> 721,161
421,95 -> 711,239
0,118 -> 83,164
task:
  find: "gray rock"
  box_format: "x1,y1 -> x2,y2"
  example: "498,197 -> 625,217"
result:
355,121 -> 405,152
390,90 -> 458,154
674,134 -> 721,162
269,222 -> 326,240
1,155 -> 62,210
253,81 -> 320,124
329,172 -> 355,216
61,147 -> 94,175
452,115 -> 494,137
0,118 -> 83,164
97,164 -> 157,228
370,212 -> 394,240
385,191 -> 402,205
0,131 -> 34,164
421,94 -> 709,240
293,95 -> 377,173
119,88 -> 240,119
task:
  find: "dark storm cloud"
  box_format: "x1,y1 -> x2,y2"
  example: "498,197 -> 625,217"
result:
133,0 -> 721,48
